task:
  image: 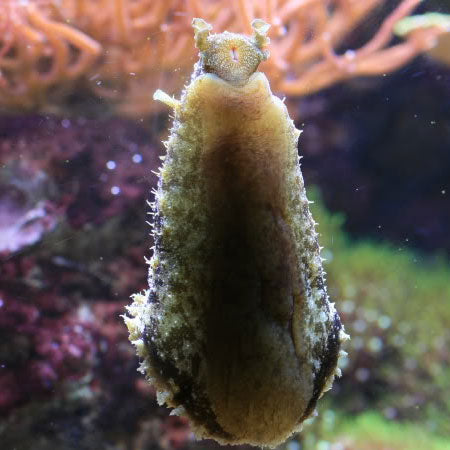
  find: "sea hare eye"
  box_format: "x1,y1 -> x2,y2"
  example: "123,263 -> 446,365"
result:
124,18 -> 348,448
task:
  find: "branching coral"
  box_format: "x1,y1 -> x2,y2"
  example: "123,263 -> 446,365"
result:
0,0 -> 101,109
0,0 -> 448,116
264,0 -> 439,95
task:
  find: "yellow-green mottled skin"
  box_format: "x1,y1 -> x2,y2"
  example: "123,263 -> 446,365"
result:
125,18 -> 347,448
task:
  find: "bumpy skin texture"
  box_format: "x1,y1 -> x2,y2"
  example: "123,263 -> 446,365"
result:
125,19 -> 347,448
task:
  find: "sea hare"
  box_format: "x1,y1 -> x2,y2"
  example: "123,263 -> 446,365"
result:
125,18 -> 348,447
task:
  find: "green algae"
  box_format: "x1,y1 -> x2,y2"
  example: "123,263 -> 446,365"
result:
306,411 -> 450,450
308,188 -> 450,437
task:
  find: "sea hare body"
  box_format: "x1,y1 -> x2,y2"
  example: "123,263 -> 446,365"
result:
125,19 -> 347,447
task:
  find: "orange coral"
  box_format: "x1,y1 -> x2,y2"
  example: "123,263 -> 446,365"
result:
0,0 -> 101,109
0,0 -> 447,116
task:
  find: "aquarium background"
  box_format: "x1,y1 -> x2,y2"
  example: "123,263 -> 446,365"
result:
0,1 -> 449,449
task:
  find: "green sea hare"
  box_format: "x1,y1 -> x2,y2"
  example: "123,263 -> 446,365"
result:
125,18 -> 348,447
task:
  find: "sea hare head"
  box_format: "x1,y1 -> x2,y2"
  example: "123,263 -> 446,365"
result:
193,18 -> 270,85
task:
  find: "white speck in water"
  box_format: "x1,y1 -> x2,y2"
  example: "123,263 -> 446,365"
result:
132,154 -> 143,163
355,367 -> 370,382
368,337 -> 383,352
286,441 -> 301,450
353,319 -> 367,333
441,189 -> 446,195
378,315 -> 391,329
317,440 -> 331,450
111,186 -> 121,195
344,49 -> 355,59
106,160 -> 116,170
352,336 -> 364,350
